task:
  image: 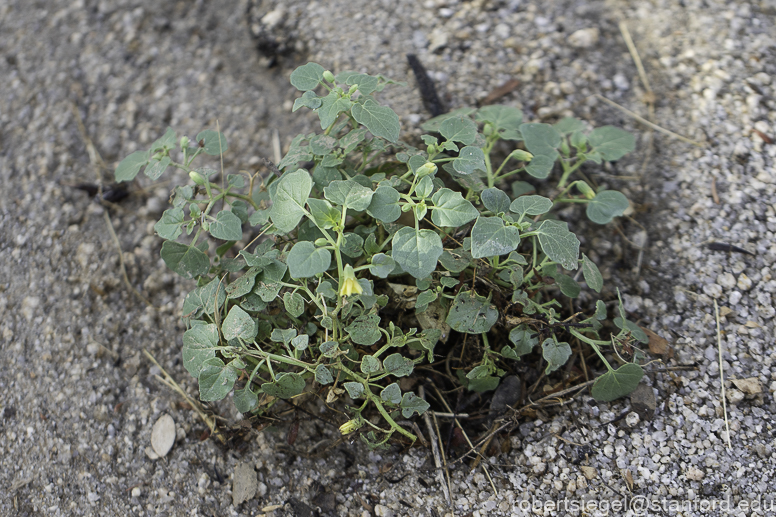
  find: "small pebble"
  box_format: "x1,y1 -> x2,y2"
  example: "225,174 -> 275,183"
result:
151,414 -> 176,458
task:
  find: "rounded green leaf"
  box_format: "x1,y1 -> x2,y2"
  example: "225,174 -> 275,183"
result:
290,62 -> 325,91
345,314 -> 381,346
198,357 -> 238,402
369,253 -> 396,279
446,290 -> 498,334
480,188 -> 511,214
315,365 -> 334,385
452,146 -> 486,175
439,115 -> 477,145
261,372 -> 306,399
360,355 -> 381,375
182,323 -> 220,377
470,216 -> 521,259
383,353 -> 415,377
287,241 -> 331,279
222,305 -> 258,341
283,291 -> 305,318
542,339 -> 572,374
324,179 -> 374,211
520,123 -> 561,156
380,383 -> 402,404
534,220 -> 580,270
351,98 -> 400,143
367,185 -> 401,223
233,385 -> 258,413
524,154 -> 556,179
476,105 -> 523,140
269,169 -> 313,232
508,327 -> 539,357
400,391 -> 429,417
145,156 -> 171,181
509,195 -> 553,217
195,130 -> 229,156
586,190 -> 629,224
291,334 -> 309,351
161,241 -> 210,279
343,381 -> 365,399
582,254 -> 603,293
430,188 -> 479,227
155,207 -> 185,240
391,227 -> 443,280
115,150 -> 149,182
591,363 -> 644,402
588,126 -> 635,161
209,211 -> 243,241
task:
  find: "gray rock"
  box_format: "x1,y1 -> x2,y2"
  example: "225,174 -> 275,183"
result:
232,461 -> 258,506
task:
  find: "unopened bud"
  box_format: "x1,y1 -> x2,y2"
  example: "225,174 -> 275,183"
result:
314,238 -> 329,247
180,136 -> 189,149
347,84 -> 359,95
576,181 -> 596,200
415,161 -> 437,178
322,70 -> 336,83
189,171 -> 207,185
512,150 -> 533,162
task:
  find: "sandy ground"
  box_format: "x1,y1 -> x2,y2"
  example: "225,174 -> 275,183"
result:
1,0 -> 775,516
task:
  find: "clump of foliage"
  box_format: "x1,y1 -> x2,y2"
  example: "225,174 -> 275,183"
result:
115,62 -> 646,447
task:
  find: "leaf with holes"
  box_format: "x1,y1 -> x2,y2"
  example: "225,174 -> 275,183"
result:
446,289 -> 498,334
380,383 -> 401,404
383,353 -> 414,377
346,314 -> 381,346
196,130 -> 229,156
400,392 -> 429,417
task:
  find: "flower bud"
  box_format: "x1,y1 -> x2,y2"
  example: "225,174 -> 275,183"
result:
179,136 -> 189,149
577,181 -> 596,200
347,84 -> 359,95
322,70 -> 336,83
189,171 -> 207,186
415,161 -> 437,178
339,418 -> 363,435
314,238 -> 329,247
512,150 -> 533,162
338,264 -> 363,297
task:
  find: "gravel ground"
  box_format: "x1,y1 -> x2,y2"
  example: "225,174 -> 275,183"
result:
1,0 -> 775,516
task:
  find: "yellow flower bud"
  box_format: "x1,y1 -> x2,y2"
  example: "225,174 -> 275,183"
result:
577,181 -> 596,200
512,150 -> 533,162
338,264 -> 363,297
339,418 -> 363,435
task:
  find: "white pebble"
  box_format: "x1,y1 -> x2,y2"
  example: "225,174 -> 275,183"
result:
737,273 -> 753,290
717,272 -> 736,289
568,28 -> 599,48
626,412 -> 640,427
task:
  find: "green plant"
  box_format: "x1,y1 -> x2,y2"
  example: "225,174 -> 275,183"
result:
115,62 -> 646,447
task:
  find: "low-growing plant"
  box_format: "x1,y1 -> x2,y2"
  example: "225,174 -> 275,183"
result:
115,62 -> 646,447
